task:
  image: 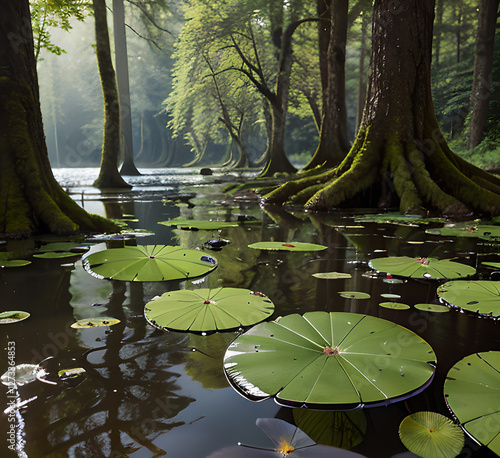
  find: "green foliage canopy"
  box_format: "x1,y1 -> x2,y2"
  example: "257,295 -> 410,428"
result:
30,0 -> 91,61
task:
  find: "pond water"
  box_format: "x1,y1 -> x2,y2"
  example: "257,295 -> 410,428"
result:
1,167 -> 499,458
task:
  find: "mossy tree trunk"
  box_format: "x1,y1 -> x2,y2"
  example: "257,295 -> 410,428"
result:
0,1 -> 120,238
265,0 -> 500,217
355,6 -> 369,134
92,0 -> 131,189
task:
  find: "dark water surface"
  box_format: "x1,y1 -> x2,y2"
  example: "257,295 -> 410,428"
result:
1,168 -> 499,458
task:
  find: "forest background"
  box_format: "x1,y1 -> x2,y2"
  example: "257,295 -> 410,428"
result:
34,0 -> 499,174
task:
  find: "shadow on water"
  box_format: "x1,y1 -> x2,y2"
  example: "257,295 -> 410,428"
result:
1,168 -> 499,457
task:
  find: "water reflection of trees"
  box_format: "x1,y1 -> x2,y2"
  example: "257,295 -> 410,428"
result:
25,279 -> 194,457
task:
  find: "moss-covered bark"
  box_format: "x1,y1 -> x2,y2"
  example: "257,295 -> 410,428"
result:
0,1 -> 120,239
264,0 -> 500,217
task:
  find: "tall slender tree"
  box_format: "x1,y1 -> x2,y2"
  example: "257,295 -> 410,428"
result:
302,0 -> 350,171
0,1 -> 119,238
265,0 -> 500,216
113,0 -> 140,176
92,0 -> 131,189
468,0 -> 500,149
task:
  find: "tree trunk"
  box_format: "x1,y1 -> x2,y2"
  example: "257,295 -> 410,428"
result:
434,0 -> 444,71
468,0 -> 499,149
93,0 -> 131,189
302,0 -> 350,171
260,100 -> 297,176
355,7 -> 369,134
113,0 -> 140,176
264,0 -> 500,217
0,1 -> 119,238
250,100 -> 273,168
317,0 -> 331,116
454,2 -> 463,64
258,15 -> 300,177
204,54 -> 249,169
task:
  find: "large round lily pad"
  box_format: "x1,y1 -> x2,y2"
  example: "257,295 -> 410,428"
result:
82,245 -> 218,281
437,280 -> 500,318
248,241 -> 327,251
224,311 -> 436,408
144,288 -> 275,333
369,256 -> 476,280
444,351 -> 500,455
398,411 -> 464,458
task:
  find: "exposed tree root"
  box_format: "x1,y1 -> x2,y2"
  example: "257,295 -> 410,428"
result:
263,125 -> 500,217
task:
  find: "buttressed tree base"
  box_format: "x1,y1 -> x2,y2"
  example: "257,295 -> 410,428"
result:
265,0 -> 500,217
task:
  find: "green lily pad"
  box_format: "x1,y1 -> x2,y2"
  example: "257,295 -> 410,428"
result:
57,367 -> 86,380
37,242 -> 90,252
426,224 -> 500,240
248,241 -> 328,251
82,245 -> 218,281
223,311 -> 436,408
70,317 -> 121,329
313,272 -> 352,280
414,303 -> 450,313
380,293 -> 401,299
33,252 -> 80,259
399,411 -> 464,458
144,288 -> 275,333
338,291 -> 371,299
355,213 -> 443,225
158,219 -> 239,230
379,302 -> 410,310
444,351 -> 500,455
482,261 -> 500,270
0,253 -> 31,268
85,233 -> 135,241
437,281 -> 500,318
120,229 -> 155,237
369,256 -> 476,280
0,310 -> 30,324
